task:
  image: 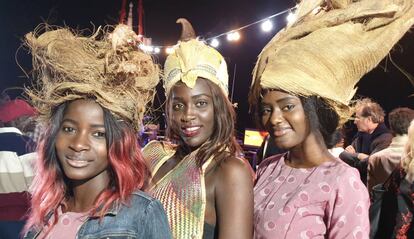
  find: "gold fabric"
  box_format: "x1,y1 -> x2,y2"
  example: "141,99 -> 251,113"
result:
164,39 -> 229,96
25,24 -> 159,131
143,141 -> 213,239
250,0 -> 414,123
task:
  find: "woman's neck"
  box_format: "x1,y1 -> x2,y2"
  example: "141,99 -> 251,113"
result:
287,133 -> 335,168
66,170 -> 110,213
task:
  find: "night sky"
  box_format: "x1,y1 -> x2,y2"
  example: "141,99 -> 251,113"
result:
1,0 -> 413,137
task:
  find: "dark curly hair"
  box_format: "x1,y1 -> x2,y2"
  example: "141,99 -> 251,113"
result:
388,107 -> 414,135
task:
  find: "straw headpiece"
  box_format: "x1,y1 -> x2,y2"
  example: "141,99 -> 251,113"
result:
163,18 -> 229,96
250,0 -> 414,123
25,24 -> 159,131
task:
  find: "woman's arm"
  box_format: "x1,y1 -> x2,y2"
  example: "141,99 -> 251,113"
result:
215,157 -> 254,239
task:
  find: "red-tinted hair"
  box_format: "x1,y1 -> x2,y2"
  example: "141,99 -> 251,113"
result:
23,101 -> 148,235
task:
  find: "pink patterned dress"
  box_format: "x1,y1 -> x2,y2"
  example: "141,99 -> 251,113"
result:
254,153 -> 370,239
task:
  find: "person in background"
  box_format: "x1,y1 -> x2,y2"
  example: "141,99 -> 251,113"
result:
143,19 -> 253,239
372,120 -> 414,238
249,0 -> 414,237
22,24 -> 171,238
340,98 -> 393,184
0,98 -> 37,238
367,107 -> 414,193
328,130 -> 345,158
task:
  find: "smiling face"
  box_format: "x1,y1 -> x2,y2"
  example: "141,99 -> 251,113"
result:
55,99 -> 109,183
169,78 -> 215,150
260,90 -> 310,150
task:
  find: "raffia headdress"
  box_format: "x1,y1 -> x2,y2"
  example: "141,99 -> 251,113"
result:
249,0 -> 414,122
163,18 -> 229,96
25,24 -> 159,130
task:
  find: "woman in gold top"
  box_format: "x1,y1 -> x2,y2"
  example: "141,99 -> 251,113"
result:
143,19 -> 253,239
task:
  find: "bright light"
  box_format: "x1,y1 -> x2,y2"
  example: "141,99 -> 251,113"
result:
210,38 -> 220,48
286,12 -> 297,24
227,31 -> 240,41
139,44 -> 146,51
154,47 -> 160,53
139,44 -> 154,53
261,20 -> 273,32
232,32 -> 240,41
165,47 -> 175,54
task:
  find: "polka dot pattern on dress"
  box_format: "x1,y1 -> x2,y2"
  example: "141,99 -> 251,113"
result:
354,201 -> 364,216
278,206 -> 291,215
337,216 -> 347,228
276,175 -> 286,183
352,226 -> 363,239
266,201 -> 275,210
264,221 -> 277,231
253,154 -> 370,239
349,177 -> 360,191
299,191 -> 309,202
318,182 -> 331,193
287,175 -> 296,183
300,230 -> 314,239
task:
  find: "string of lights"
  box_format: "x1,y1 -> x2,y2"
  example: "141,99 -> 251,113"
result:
139,6 -> 298,54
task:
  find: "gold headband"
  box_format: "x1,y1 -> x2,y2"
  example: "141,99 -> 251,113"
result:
163,18 -> 229,96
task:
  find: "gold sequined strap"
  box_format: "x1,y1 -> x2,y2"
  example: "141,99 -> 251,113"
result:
142,141 -> 176,176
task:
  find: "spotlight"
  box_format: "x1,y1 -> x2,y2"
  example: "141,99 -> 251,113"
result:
165,47 -> 175,54
261,20 -> 273,32
227,31 -> 240,41
210,38 -> 220,48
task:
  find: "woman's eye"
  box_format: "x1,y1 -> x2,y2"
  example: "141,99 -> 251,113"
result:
260,107 -> 271,115
196,101 -> 208,107
282,104 -> 295,111
172,103 -> 184,111
62,127 -> 75,133
92,131 -> 106,138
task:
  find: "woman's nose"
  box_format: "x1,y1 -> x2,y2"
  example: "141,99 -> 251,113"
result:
69,132 -> 90,152
181,106 -> 196,122
270,109 -> 283,125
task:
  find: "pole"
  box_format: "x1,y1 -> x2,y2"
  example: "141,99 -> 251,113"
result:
231,63 -> 237,103
119,0 -> 127,24
138,0 -> 143,35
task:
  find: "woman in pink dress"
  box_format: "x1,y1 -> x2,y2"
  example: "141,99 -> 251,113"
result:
251,92 -> 370,238
248,0 -> 414,238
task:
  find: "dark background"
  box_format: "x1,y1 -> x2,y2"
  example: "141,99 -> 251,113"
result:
1,0 -> 413,139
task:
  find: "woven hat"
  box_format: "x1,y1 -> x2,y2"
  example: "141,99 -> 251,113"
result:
249,0 -> 414,123
25,24 -> 159,130
163,18 -> 229,96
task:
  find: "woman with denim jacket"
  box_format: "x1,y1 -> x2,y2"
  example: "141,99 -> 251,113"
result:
22,24 -> 171,239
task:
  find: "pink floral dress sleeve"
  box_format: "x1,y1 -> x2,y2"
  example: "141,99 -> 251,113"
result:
326,167 -> 370,239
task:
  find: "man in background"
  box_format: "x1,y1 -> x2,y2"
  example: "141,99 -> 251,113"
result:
340,98 -> 393,184
367,107 -> 414,193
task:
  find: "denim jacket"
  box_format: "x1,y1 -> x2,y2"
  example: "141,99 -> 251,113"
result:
24,190 -> 172,239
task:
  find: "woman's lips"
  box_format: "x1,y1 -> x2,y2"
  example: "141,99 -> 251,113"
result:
273,128 -> 292,137
182,126 -> 201,137
65,156 -> 90,168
